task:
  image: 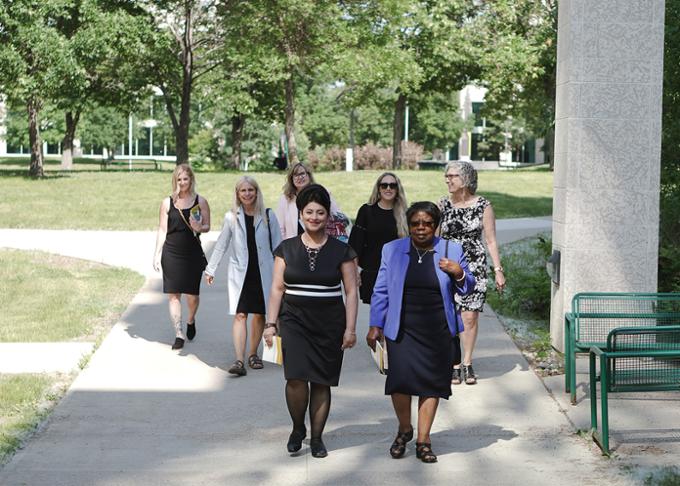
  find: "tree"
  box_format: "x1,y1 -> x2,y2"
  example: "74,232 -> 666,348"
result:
409,91 -> 467,157
53,0 -> 154,169
143,0 -> 224,165
0,0 -> 78,177
476,0 -> 558,166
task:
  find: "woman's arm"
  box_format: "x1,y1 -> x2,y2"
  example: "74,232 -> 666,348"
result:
275,195 -> 289,239
340,259 -> 358,350
263,256 -> 286,346
366,248 -> 389,350
348,204 -> 367,263
153,198 -> 170,272
482,203 -> 506,292
204,213 -> 233,282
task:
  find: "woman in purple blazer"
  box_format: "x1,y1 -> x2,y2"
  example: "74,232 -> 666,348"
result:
366,201 -> 475,463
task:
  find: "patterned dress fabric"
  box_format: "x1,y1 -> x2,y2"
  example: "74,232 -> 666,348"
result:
438,196 -> 490,312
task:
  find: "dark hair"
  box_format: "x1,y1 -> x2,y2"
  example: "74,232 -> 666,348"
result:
296,183 -> 331,213
406,201 -> 441,228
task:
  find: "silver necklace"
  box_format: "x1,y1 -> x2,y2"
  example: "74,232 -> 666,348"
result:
412,242 -> 433,264
302,235 -> 326,271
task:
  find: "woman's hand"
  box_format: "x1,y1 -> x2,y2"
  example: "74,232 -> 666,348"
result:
190,215 -> 203,233
495,270 -> 506,294
153,254 -> 161,272
205,274 -> 214,285
365,326 -> 383,351
263,326 -> 277,347
439,257 -> 463,279
341,330 -> 357,350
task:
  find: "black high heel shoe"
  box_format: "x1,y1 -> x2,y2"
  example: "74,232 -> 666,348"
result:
310,438 -> 327,458
186,322 -> 196,341
287,427 -> 306,453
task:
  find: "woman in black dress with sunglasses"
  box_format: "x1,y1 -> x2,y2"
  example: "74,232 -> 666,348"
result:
349,172 -> 409,304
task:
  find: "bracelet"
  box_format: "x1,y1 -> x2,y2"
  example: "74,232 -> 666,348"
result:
264,322 -> 278,329
455,271 -> 466,283
494,266 -> 504,273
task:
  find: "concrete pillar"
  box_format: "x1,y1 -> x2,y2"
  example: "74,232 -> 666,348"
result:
550,0 -> 665,350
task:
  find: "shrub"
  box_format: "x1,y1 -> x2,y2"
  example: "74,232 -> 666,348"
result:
306,141 -> 424,171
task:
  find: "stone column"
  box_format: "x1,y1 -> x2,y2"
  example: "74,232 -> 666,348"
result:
550,0 -> 665,350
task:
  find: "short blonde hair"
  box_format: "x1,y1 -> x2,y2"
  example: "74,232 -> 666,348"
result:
233,176 -> 265,218
171,164 -> 196,201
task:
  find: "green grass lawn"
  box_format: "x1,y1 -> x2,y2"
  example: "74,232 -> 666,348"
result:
2,165 -> 552,230
0,374 -> 61,462
0,249 -> 145,342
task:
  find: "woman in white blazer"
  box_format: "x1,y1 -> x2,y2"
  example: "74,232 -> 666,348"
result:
205,176 -> 282,376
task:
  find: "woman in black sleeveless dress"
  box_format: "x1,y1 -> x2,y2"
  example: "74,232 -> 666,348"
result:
264,184 -> 358,459
153,164 -> 210,350
349,172 -> 408,304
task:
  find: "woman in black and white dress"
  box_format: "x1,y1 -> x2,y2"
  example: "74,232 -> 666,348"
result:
264,184 -> 358,459
439,161 -> 505,385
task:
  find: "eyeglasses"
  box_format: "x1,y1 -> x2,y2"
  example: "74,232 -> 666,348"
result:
408,220 -> 435,228
293,172 -> 308,179
379,182 -> 398,190
444,174 -> 460,180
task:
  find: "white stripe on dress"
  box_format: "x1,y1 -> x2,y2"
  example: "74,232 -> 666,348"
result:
285,289 -> 343,297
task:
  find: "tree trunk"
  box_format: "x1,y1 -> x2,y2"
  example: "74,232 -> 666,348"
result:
174,1 -> 194,166
27,97 -> 44,178
61,111 -> 81,170
392,92 -> 407,169
284,76 -> 298,164
231,113 -> 245,170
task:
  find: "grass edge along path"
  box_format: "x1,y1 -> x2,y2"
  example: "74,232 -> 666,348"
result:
0,249 -> 144,464
2,168 -> 553,231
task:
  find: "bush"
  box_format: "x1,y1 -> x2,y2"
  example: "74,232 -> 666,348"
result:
306,141 -> 424,171
659,168 -> 680,292
487,234 -> 552,321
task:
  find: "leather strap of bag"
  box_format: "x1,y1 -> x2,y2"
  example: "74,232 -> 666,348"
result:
265,208 -> 273,254
176,195 -> 201,239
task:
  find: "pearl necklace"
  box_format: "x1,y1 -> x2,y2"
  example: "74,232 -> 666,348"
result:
412,242 -> 433,264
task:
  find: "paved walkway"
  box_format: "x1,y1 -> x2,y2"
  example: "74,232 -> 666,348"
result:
0,219 -> 672,484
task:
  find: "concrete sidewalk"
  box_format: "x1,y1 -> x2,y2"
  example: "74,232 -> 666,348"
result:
0,219 -> 671,484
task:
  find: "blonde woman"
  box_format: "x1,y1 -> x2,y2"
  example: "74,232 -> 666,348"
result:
205,176 -> 282,376
153,164 -> 211,350
275,162 -> 340,240
349,172 -> 408,304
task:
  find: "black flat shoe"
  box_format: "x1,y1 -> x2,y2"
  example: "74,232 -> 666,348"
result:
310,438 -> 327,458
287,427 -> 306,453
186,322 -> 196,340
415,442 -> 437,463
171,337 -> 185,350
389,427 -> 414,458
228,360 -> 247,376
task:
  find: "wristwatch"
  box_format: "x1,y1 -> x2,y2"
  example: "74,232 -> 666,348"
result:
494,266 -> 504,273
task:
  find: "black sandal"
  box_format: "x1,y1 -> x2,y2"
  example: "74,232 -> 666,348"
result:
248,354 -> 263,369
415,442 -> 437,463
462,364 -> 477,385
228,360 -> 247,376
389,427 -> 414,458
451,367 -> 462,385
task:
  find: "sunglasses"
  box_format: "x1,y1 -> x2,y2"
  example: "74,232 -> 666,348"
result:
293,172 -> 308,179
379,182 -> 398,190
408,220 -> 435,228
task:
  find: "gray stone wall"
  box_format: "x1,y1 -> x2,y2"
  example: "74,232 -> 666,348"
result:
550,0 -> 665,350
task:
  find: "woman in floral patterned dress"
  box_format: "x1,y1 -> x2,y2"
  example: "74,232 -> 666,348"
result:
438,161 -> 505,385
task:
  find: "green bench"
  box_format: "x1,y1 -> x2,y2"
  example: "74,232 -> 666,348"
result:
589,325 -> 680,455
564,292 -> 680,405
